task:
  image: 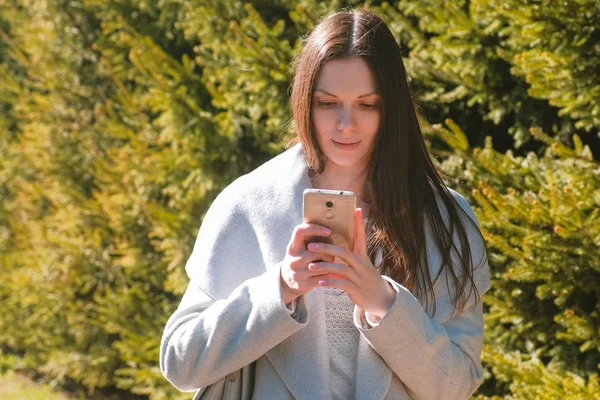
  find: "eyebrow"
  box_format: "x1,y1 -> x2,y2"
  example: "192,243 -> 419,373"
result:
314,89 -> 380,98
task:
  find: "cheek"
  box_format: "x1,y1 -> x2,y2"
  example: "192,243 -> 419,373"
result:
312,109 -> 337,134
360,112 -> 381,135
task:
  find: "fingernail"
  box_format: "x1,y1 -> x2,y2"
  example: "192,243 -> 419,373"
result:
323,228 -> 331,234
308,243 -> 319,250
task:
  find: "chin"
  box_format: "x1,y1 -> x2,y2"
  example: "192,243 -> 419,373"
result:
326,153 -> 369,169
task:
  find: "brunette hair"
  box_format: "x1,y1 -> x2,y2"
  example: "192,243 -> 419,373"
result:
289,10 -> 486,313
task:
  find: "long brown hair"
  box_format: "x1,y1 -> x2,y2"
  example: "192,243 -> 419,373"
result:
289,10 -> 486,314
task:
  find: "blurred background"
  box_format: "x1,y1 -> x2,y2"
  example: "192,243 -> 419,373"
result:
0,0 -> 599,399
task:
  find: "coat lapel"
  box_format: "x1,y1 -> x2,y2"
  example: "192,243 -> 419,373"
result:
265,145 -> 332,399
354,331 -> 392,399
268,145 -> 391,399
266,288 -> 332,399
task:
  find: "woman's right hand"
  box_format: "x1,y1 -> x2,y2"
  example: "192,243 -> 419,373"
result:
280,223 -> 334,305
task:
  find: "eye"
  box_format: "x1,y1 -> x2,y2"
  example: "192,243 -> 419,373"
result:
317,101 -> 337,108
360,102 -> 380,110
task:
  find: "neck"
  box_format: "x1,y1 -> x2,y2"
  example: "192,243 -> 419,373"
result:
312,166 -> 366,193
310,162 -> 371,216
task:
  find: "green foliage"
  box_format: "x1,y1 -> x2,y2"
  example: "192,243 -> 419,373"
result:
482,346 -> 600,399
0,0 -> 599,399
0,0 -> 198,398
491,0 -> 600,133
378,0 -> 600,146
437,124 -> 600,397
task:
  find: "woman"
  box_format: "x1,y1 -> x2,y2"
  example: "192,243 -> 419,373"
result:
160,9 -> 490,400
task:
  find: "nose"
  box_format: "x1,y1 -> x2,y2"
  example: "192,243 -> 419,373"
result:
336,106 -> 356,132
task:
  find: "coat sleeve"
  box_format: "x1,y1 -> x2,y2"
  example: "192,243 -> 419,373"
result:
353,192 -> 491,400
160,264 -> 309,392
160,179 -> 308,392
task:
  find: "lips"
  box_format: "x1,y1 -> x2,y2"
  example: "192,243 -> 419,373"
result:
332,140 -> 360,151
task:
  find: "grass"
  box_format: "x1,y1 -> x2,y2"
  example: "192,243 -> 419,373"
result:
0,372 -> 73,400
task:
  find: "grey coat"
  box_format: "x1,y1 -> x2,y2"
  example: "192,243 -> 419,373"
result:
160,145 -> 491,399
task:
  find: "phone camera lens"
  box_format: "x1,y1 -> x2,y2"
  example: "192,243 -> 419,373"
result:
325,201 -> 333,208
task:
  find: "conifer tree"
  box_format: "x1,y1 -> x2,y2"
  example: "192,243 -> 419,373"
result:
0,0 -> 125,393
0,1 -> 598,399
432,120 -> 600,398
378,0 -> 600,147
0,0 -> 196,398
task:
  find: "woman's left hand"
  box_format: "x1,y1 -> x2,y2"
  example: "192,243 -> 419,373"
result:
306,208 -> 397,319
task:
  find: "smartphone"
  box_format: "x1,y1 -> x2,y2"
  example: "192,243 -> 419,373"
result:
302,189 -> 356,251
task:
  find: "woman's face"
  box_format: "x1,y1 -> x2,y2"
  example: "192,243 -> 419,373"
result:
311,57 -> 382,173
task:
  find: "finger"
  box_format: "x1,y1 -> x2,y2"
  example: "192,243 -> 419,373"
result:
307,261 -> 358,282
353,208 -> 368,257
327,272 -> 346,280
318,277 -> 354,292
304,246 -> 335,263
306,242 -> 358,267
290,223 -> 331,253
306,275 -> 328,290
292,251 -> 332,270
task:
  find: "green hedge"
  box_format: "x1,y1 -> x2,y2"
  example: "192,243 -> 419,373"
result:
0,1 -> 598,398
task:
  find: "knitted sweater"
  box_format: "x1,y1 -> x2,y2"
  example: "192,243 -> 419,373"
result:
324,287 -> 359,399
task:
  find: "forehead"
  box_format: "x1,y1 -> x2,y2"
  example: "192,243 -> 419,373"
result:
315,57 -> 378,95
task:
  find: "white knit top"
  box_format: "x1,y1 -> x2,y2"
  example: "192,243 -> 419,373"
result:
323,217 -> 378,399
324,286 -> 359,400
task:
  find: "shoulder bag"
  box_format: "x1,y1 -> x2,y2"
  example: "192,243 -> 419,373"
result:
192,364 -> 255,400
